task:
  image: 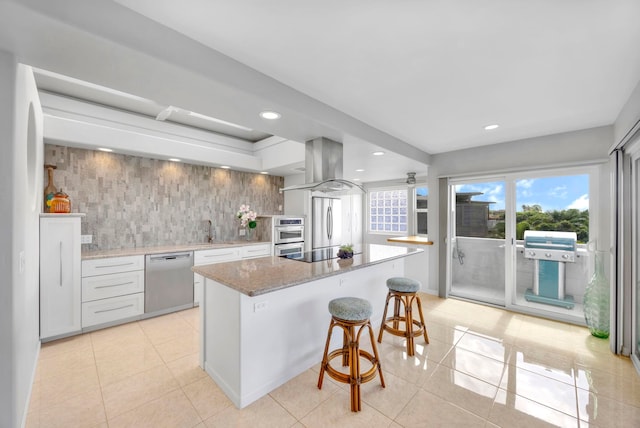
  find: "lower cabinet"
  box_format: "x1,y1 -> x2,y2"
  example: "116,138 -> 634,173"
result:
193,247 -> 241,306
40,215 -> 83,341
81,255 -> 145,329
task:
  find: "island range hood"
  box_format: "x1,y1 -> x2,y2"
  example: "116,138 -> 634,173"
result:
279,137 -> 365,194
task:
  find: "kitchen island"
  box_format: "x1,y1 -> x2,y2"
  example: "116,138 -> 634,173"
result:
192,243 -> 422,408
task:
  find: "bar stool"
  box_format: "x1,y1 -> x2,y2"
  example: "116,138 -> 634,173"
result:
377,277 -> 429,357
317,297 -> 385,412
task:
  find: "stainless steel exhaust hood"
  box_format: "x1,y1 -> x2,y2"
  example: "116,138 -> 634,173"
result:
280,137 -> 365,194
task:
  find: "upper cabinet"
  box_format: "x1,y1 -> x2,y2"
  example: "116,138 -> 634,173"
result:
39,214 -> 84,341
341,194 -> 363,246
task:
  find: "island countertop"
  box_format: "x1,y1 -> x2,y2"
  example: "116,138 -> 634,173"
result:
192,243 -> 422,296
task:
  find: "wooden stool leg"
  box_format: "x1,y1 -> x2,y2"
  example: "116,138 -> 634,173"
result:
348,325 -> 360,412
415,294 -> 429,344
392,296 -> 401,330
341,330 -> 349,367
366,321 -> 385,388
377,292 -> 392,343
404,295 -> 415,357
317,319 -> 335,389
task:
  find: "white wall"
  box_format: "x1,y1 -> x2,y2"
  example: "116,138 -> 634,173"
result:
614,78 -> 640,147
427,126 -> 613,296
0,56 -> 43,428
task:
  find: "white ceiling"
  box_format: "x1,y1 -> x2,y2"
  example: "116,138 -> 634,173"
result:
112,0 -> 640,154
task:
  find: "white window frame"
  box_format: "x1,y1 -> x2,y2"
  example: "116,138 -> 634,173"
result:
415,184 -> 429,236
367,186 -> 409,235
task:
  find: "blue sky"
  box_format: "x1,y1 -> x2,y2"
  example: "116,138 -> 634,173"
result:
456,174 -> 589,211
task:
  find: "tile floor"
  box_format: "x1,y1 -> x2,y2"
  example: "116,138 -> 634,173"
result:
26,294 -> 640,427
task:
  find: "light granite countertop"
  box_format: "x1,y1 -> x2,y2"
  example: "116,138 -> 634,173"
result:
81,240 -> 271,260
192,243 -> 423,297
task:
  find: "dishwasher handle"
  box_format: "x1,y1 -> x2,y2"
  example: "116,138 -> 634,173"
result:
148,252 -> 192,262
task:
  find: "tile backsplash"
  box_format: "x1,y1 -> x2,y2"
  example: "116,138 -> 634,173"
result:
44,145 -> 284,250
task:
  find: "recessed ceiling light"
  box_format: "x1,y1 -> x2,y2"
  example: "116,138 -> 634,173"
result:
259,111 -> 281,120
372,151 -> 385,156
98,148 -> 113,152
484,124 -> 499,130
220,165 -> 230,169
168,158 -> 181,162
355,169 -> 365,172
260,171 -> 269,175
353,178 -> 361,181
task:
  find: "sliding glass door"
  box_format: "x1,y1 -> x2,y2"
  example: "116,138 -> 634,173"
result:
448,178 -> 507,306
447,167 -> 595,324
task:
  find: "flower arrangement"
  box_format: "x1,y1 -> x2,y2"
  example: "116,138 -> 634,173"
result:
237,204 -> 258,229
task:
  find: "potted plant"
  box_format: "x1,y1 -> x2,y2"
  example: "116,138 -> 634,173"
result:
337,244 -> 354,259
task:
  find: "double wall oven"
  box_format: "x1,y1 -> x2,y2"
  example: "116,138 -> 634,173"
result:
273,216 -> 305,258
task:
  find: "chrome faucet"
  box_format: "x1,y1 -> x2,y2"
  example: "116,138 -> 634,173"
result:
208,220 -> 214,243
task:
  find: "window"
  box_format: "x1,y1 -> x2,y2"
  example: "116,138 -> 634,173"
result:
416,186 -> 428,235
369,189 -> 408,233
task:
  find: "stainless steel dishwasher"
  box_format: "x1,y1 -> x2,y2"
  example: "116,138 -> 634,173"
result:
145,251 -> 194,315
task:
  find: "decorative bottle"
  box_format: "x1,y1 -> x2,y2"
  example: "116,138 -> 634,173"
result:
43,165 -> 57,213
583,250 -> 610,338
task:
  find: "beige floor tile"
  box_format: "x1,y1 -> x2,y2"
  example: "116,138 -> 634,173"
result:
394,388 -> 486,427
270,369 -> 339,419
166,352 -> 208,387
177,307 -> 200,330
376,339 -> 440,387
360,369 -> 419,420
154,331 -> 199,363
576,388 -> 640,427
94,340 -> 164,386
423,364 -> 498,419
508,345 -> 576,386
182,375 -> 234,420
298,389 -> 392,428
101,364 -> 180,419
90,321 -> 148,351
203,395 -> 297,428
440,347 -> 507,387
139,312 -> 194,345
456,331 -> 511,363
421,321 -> 466,345
37,364 -> 101,409
39,333 -> 93,360
500,366 -> 578,418
489,388 -> 579,428
28,387 -> 106,428
36,345 -> 96,381
108,389 -> 202,428
575,365 -> 640,406
575,351 -> 637,378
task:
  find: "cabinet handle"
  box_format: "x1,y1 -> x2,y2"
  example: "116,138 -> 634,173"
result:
94,304 -> 134,314
205,252 -> 234,258
95,281 -> 134,289
59,241 -> 63,287
95,262 -> 135,269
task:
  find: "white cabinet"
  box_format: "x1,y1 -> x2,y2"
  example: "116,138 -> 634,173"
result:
241,243 -> 271,259
341,194 -> 363,245
40,215 -> 83,341
193,247 -> 242,306
81,255 -> 145,329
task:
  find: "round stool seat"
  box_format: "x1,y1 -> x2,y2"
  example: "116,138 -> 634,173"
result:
386,277 -> 421,293
329,297 -> 372,321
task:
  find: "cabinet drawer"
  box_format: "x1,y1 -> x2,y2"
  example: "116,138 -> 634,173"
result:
82,270 -> 145,302
241,244 -> 271,259
82,255 -> 145,277
194,248 -> 240,265
82,293 -> 144,328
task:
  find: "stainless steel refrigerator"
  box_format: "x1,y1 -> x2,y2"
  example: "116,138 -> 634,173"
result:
312,197 -> 342,250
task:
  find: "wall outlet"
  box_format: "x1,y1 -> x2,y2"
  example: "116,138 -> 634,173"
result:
254,301 -> 268,312
81,234 -> 93,244
239,229 -> 246,236
19,251 -> 25,274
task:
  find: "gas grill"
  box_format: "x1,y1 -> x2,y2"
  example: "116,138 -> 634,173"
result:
523,230 -> 577,309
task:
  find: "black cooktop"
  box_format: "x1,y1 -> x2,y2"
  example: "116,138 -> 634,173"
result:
280,245 -> 361,263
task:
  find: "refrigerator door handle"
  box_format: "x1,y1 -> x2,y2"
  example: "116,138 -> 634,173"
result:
327,206 -> 332,239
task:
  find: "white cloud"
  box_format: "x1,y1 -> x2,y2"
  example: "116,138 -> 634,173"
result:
517,179 -> 535,189
487,184 -> 503,198
568,194 -> 589,210
549,185 -> 568,199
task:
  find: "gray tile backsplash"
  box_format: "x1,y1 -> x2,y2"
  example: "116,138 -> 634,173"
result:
44,145 -> 283,250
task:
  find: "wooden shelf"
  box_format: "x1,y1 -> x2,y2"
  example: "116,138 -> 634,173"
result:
387,236 -> 434,246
